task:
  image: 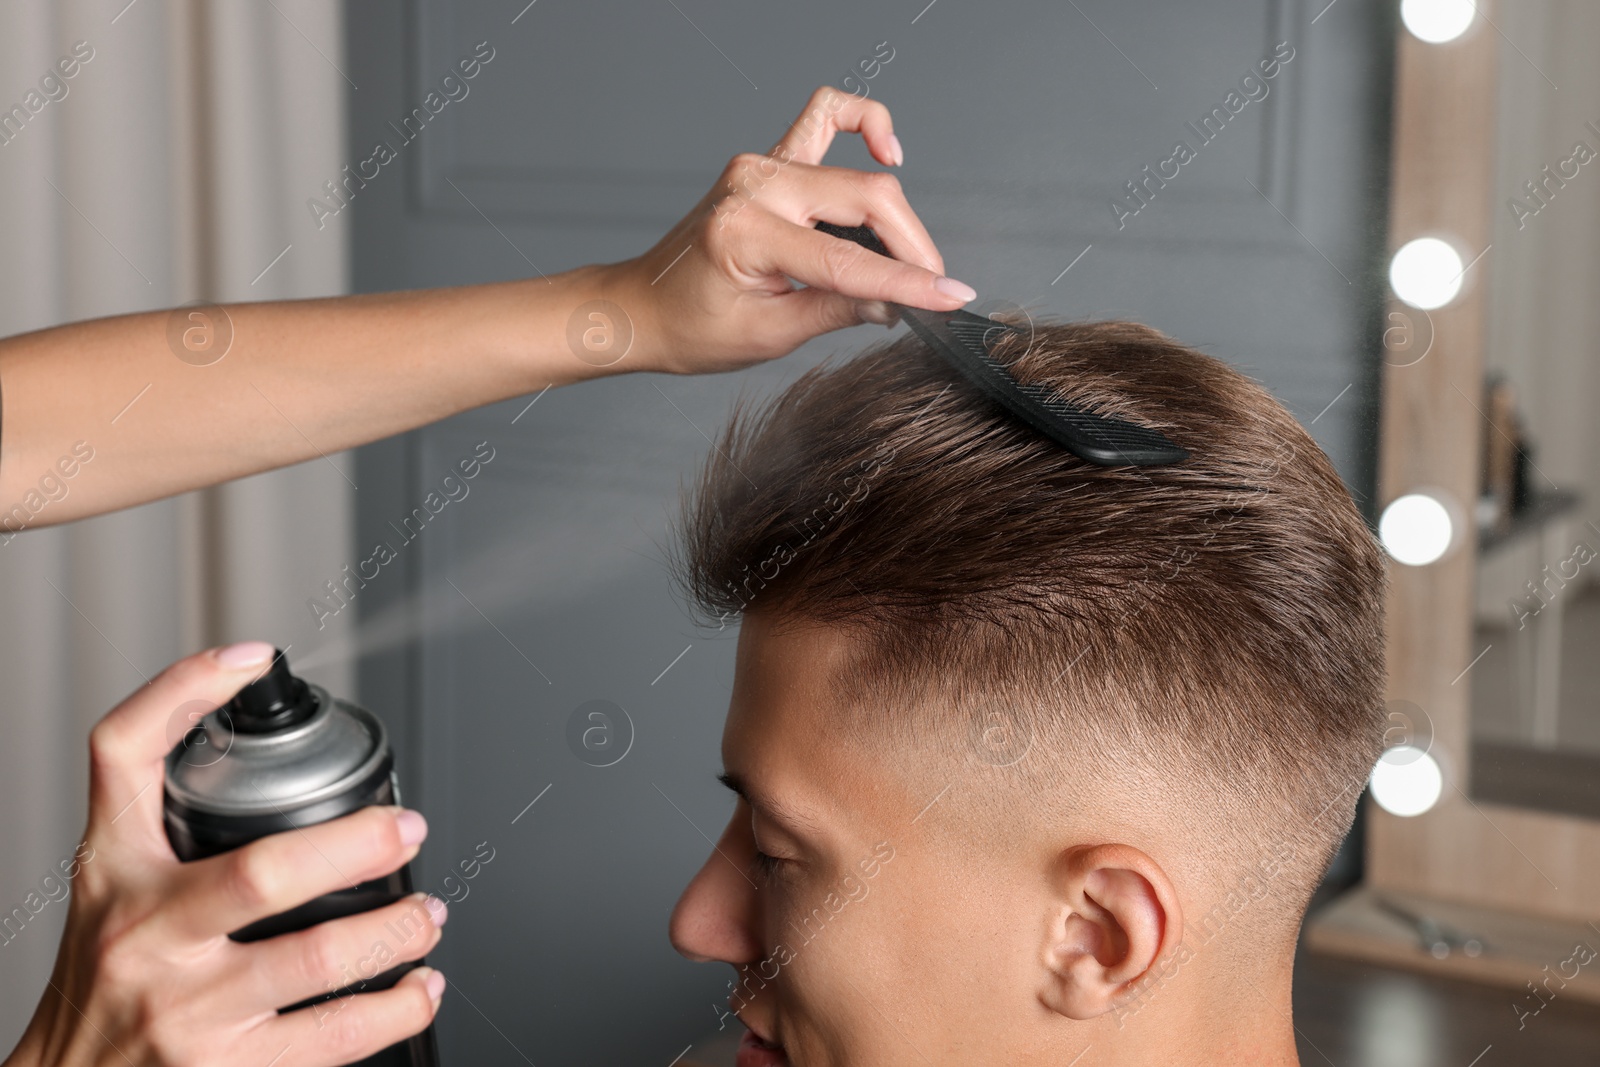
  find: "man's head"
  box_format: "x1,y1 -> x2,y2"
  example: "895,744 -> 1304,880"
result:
668,320 -> 1386,1066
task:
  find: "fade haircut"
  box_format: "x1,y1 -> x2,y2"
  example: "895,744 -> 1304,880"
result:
672,319 -> 1387,922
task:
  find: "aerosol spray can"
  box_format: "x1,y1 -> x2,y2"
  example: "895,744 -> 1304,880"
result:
164,650 -> 440,1067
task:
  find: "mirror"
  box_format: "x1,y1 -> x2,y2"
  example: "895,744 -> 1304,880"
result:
1307,0 -> 1600,993
1468,2 -> 1600,819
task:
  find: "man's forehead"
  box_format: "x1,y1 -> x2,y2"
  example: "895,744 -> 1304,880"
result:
722,611 -> 899,829
732,609 -> 857,673
726,612 -> 855,732
723,616 -> 838,781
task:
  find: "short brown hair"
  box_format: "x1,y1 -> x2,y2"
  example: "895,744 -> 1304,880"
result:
673,319 -> 1386,918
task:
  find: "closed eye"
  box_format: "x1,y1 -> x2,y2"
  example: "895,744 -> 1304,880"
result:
719,770 -> 806,884
750,847 -> 783,883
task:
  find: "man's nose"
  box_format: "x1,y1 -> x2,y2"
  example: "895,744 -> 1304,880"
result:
669,811 -> 765,965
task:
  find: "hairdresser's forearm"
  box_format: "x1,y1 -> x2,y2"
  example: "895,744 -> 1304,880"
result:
0,265 -> 626,525
1,87 -> 969,526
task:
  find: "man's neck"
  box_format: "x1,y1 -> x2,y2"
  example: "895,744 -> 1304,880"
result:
1059,963 -> 1300,1066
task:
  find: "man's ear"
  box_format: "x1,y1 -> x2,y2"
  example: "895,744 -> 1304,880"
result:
1037,843 -> 1184,1020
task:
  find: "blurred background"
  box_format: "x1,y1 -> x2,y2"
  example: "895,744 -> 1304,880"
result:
0,1 -> 1596,1064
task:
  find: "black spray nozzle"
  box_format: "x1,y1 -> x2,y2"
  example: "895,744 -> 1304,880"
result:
224,648 -> 318,734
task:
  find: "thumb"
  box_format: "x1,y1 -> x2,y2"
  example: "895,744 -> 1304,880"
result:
769,287 -> 895,350
86,641 -> 279,852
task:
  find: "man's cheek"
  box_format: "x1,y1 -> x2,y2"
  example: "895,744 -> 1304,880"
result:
780,931 -> 921,1067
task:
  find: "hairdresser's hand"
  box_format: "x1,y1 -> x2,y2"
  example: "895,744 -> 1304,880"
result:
603,85 -> 976,375
0,87 -> 967,524
4,641 -> 446,1067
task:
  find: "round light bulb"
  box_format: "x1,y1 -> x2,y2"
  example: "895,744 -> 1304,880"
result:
1371,745 -> 1444,816
1389,237 -> 1465,310
1401,0 -> 1477,44
1379,493 -> 1454,566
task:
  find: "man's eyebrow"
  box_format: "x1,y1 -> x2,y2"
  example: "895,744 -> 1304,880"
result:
717,771 -> 818,832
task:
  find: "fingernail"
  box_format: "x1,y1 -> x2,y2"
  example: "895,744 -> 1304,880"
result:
215,641 -> 275,668
423,894 -> 449,928
934,276 -> 977,303
888,134 -> 904,167
397,808 -> 428,846
856,299 -> 895,327
423,967 -> 447,1004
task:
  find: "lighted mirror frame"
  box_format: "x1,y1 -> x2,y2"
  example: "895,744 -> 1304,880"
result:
1308,0 -> 1600,994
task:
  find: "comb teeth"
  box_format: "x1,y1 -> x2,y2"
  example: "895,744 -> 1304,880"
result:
943,318 -> 1179,451
812,219 -> 1188,466
919,311 -> 1190,466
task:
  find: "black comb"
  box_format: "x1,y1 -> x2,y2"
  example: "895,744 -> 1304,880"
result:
814,221 -> 1189,467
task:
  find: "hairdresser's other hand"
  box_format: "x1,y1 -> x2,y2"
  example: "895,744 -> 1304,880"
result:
4,642 -> 446,1067
604,85 -> 976,375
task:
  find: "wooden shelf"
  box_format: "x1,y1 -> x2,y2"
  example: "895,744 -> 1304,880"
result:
1306,884 -> 1600,1007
